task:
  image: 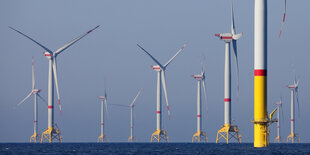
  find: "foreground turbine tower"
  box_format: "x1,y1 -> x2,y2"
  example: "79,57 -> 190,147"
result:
286,78 -> 300,143
10,25 -> 100,143
16,57 -> 45,143
253,0 -> 287,147
98,90 -> 108,142
253,0 -> 269,147
274,99 -> 283,143
215,0 -> 242,144
192,63 -> 208,142
137,42 -> 187,142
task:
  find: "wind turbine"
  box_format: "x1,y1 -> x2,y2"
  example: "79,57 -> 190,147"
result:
215,0 -> 242,144
192,60 -> 208,143
286,74 -> 300,143
110,88 -> 142,142
274,98 -> 283,143
15,57 -> 46,143
128,88 -> 143,142
253,0 -> 289,147
137,42 -> 187,142
98,89 -> 108,142
10,25 -> 100,143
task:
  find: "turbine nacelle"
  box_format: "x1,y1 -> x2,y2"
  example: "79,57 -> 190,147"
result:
287,85 -> 297,90
215,33 -> 233,42
215,33 -> 243,42
98,96 -> 105,100
192,75 -> 203,80
275,101 -> 282,106
151,65 -> 162,72
32,89 -> 41,93
43,52 -> 52,60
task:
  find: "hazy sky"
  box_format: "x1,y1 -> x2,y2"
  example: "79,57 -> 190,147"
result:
1,0 -> 309,143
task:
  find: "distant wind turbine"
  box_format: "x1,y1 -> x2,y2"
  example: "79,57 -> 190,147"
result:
111,88 -> 143,142
98,88 -> 108,142
15,57 -> 46,143
286,71 -> 301,143
137,42 -> 187,142
215,0 -> 242,144
192,59 -> 208,143
274,98 -> 283,143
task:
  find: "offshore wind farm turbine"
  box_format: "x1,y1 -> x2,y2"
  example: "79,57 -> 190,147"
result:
274,99 -> 283,143
215,0 -> 242,144
10,25 -> 100,143
137,42 -> 187,142
192,61 -> 208,143
15,57 -> 46,143
110,88 -> 142,142
286,76 -> 300,143
128,88 -> 143,142
98,89 -> 108,142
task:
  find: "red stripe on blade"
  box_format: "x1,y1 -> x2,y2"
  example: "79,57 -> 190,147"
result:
48,106 -> 53,109
197,115 -> 201,117
156,111 -> 161,114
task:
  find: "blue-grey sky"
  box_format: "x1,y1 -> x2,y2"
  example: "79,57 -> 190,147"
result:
0,0 -> 309,143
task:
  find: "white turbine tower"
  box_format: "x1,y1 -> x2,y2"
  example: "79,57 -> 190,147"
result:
286,75 -> 300,143
215,0 -> 242,144
192,61 -> 208,142
274,98 -> 283,143
98,89 -> 108,142
137,42 -> 187,142
10,25 -> 100,143
15,57 -> 46,143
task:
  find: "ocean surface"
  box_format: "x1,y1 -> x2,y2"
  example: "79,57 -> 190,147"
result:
1,143 -> 310,155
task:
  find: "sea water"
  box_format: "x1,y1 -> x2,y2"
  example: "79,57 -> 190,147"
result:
1,143 -> 310,154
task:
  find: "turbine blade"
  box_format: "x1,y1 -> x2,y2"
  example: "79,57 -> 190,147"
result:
202,79 -> 208,120
130,88 -> 143,106
16,91 -> 33,108
52,59 -> 62,114
231,0 -> 236,35
104,87 -> 108,101
164,42 -> 188,67
280,101 -> 284,122
9,27 -> 53,53
37,93 -> 48,106
161,71 -> 171,119
104,98 -> 109,118
295,88 -> 300,117
110,104 -> 130,108
54,25 -> 100,55
136,44 -> 164,69
279,0 -> 287,38
32,57 -> 35,90
232,40 -> 240,103
292,63 -> 297,84
199,55 -> 207,74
